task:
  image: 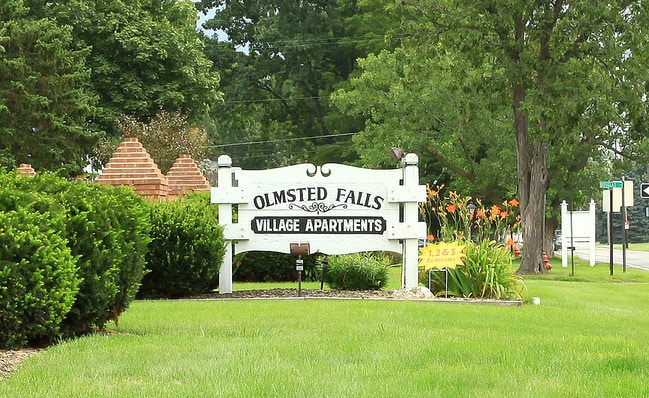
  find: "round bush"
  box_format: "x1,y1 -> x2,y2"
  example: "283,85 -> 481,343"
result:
0,209 -> 80,348
325,252 -> 390,290
3,172 -> 151,337
55,183 -> 151,335
139,193 -> 225,298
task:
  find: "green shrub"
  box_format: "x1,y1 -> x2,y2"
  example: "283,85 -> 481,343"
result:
55,182 -> 151,335
233,251 -> 320,282
426,240 -> 524,299
325,252 -> 390,290
0,209 -> 80,348
139,193 -> 225,298
1,171 -> 151,337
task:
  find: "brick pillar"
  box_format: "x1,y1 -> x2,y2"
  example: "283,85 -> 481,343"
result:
96,137 -> 168,199
17,163 -> 36,177
166,154 -> 211,199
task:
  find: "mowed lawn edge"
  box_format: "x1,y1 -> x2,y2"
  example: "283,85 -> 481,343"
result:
2,261 -> 649,397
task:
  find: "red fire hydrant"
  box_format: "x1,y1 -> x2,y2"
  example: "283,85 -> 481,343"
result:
542,251 -> 552,271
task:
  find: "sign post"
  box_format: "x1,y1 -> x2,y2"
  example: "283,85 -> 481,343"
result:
600,181 -> 621,276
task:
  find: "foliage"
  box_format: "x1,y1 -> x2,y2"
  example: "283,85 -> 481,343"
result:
0,208 -> 80,348
324,252 -> 390,290
233,252 -> 320,282
115,109 -> 210,173
337,0 -> 649,274
0,0 -> 98,176
421,185 -> 520,244
332,46 -> 515,200
0,170 -> 151,340
139,193 -> 225,299
197,0 -> 399,169
426,240 -> 523,300
27,0 -> 220,139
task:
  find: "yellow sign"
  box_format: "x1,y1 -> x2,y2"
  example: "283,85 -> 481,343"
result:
418,242 -> 466,270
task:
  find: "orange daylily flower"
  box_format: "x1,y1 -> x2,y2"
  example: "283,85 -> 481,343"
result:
508,199 -> 519,207
491,205 -> 502,216
446,204 -> 457,212
427,234 -> 435,242
476,209 -> 485,218
500,211 -> 509,218
505,238 -> 515,247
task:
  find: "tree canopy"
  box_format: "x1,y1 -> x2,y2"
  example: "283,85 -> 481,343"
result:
197,0 -> 401,169
336,0 -> 649,273
27,0 -> 221,136
0,0 -> 97,175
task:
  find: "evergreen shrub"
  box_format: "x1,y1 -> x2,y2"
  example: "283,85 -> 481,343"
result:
0,171 -> 151,339
0,209 -> 80,348
53,182 -> 151,335
233,251 -> 320,282
325,252 -> 390,290
139,192 -> 225,298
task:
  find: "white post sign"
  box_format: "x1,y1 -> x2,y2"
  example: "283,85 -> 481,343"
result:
560,200 -> 596,267
211,154 -> 427,293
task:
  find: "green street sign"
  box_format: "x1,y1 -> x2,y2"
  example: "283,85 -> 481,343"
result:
600,181 -> 623,189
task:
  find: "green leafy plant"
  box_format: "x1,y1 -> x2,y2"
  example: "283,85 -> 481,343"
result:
139,192 -> 225,298
325,252 -> 391,290
428,240 -> 523,299
420,185 -> 520,244
0,209 -> 80,348
1,171 -> 151,339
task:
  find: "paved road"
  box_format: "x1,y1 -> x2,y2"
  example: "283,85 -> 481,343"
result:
565,247 -> 649,272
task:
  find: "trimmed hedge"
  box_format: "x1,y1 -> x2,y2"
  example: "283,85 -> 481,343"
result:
0,209 -> 79,348
0,171 -> 151,343
138,192 -> 225,298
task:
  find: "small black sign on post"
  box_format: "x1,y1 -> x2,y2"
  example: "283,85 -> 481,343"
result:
296,258 -> 304,297
641,183 -> 649,199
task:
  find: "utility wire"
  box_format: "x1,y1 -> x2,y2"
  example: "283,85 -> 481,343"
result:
205,132 -> 358,148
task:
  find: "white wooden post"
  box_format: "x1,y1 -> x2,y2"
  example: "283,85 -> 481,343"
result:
402,153 -> 420,289
561,200 -> 568,268
214,155 -> 233,294
589,199 -> 596,267
561,199 -> 597,268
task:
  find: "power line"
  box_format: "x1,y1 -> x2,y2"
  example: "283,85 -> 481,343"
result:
222,95 -> 328,105
205,132 -> 358,148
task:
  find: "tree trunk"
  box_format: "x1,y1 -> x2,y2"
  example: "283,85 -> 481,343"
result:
517,142 -> 548,274
545,217 -> 559,258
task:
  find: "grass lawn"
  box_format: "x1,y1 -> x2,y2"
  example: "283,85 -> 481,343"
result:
596,242 -> 649,251
2,260 -> 649,397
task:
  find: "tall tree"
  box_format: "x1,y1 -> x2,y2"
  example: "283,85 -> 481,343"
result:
28,0 -> 221,137
0,0 -> 97,175
333,46 -> 517,201
197,0 -> 401,169
389,1 -> 649,273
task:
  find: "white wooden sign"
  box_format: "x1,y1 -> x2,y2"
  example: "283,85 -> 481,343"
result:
211,154 -> 427,293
